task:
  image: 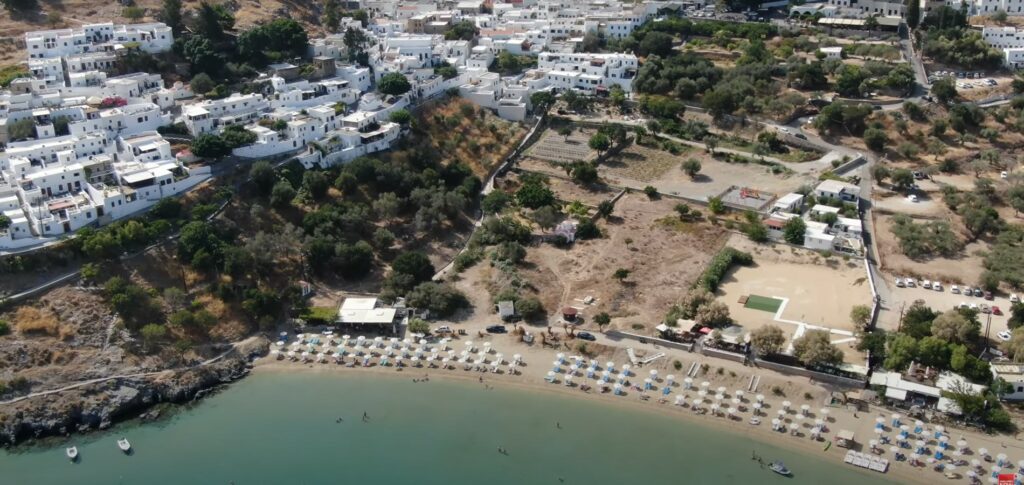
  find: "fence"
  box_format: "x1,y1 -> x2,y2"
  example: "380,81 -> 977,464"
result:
754,358 -> 867,388
699,346 -> 747,364
604,330 -> 695,352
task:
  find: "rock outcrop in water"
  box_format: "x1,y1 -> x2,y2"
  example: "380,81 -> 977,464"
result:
0,336 -> 268,447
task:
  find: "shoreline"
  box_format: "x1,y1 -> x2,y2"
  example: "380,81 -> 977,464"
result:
253,359 -> 925,485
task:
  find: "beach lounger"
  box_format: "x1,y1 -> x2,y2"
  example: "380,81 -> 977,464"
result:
627,348 -> 639,365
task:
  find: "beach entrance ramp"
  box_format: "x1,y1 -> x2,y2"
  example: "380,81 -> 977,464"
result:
743,295 -> 783,313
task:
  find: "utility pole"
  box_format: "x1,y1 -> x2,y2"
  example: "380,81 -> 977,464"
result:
896,301 -> 907,333
984,312 -> 993,354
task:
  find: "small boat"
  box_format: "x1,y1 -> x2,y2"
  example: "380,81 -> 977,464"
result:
117,438 -> 131,454
769,461 -> 792,476
66,446 -> 78,462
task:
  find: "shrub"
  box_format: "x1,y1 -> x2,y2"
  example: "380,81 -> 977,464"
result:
695,247 -> 753,292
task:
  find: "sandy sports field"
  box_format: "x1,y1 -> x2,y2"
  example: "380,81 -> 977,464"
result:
715,236 -> 873,362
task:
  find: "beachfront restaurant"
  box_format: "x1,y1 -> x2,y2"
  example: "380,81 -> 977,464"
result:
869,367 -> 987,416
337,297 -> 400,335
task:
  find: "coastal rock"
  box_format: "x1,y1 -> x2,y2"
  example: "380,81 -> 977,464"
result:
0,354 -> 253,447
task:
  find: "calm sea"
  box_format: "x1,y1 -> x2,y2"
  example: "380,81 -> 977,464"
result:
0,372 -> 894,484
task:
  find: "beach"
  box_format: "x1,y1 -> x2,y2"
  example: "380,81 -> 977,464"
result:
253,329 -> 1021,485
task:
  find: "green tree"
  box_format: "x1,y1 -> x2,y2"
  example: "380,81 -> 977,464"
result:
872,165 -> 891,185
863,128 -> 889,152
593,312 -> 611,331
196,1 -> 233,40
751,325 -> 786,356
389,109 -> 412,125
249,160 -> 276,195
850,305 -> 872,332
302,170 -> 330,200
378,72 -> 412,96
708,197 -> 725,214
122,6 -> 145,22
408,318 -> 431,334
270,180 -> 296,208
588,132 -> 611,155
1,0 -> 38,13
681,158 -> 702,178
140,324 -> 167,350
444,20 -> 478,41
743,211 -> 768,243
792,330 -> 843,366
406,282 -> 467,317
481,191 -> 510,214
391,251 -> 435,283
613,268 -> 630,282
515,178 -> 555,209
322,0 -> 341,32
783,217 -> 806,245
190,72 -> 215,95
932,78 -> 958,104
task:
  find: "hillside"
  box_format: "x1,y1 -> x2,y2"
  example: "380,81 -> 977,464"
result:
0,0 -> 326,66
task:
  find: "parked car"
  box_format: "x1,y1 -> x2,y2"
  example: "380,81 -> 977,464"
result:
906,279 -> 917,288
486,325 -> 507,334
974,288 -> 984,297
577,332 -> 597,341
999,330 -> 1013,342
984,291 -> 994,300
933,282 -> 943,291
922,280 -> 932,289
970,303 -> 979,311
1002,171 -> 1009,179
1012,294 -> 1020,303
951,285 -> 960,294
993,306 -> 1003,316
794,133 -> 808,140
980,304 -> 991,314
435,325 -> 453,335
908,195 -> 919,203
895,278 -> 906,288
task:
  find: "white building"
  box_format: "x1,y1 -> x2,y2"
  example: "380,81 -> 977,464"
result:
815,180 -> 861,204
992,364 -> 1024,400
25,22 -> 174,59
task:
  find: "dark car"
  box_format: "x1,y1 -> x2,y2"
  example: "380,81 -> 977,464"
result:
984,291 -> 994,300
486,325 -> 507,334
577,332 -> 596,341
974,288 -> 984,297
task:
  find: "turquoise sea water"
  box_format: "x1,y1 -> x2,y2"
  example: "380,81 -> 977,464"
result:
0,372 -> 895,485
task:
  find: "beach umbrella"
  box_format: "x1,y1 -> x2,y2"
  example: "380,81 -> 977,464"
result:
666,375 -> 675,386
757,394 -> 765,403
662,386 -> 671,396
650,369 -> 659,379
693,398 -> 703,409
484,342 -> 492,354
622,364 -> 631,376
957,439 -> 968,451
275,341 -> 285,347
389,337 -> 399,348
547,371 -> 556,383
992,466 -> 1002,478
494,353 -> 504,365
727,407 -> 737,416
556,352 -> 565,363
935,425 -> 945,437
296,333 -> 305,341
675,394 -> 685,405
910,453 -> 920,464
287,351 -> 295,359
914,420 -> 924,434
782,400 -> 791,411
967,471 -> 977,478
465,340 -> 474,351
701,381 -> 710,389
997,454 -> 1008,467
606,361 -> 615,371
777,409 -> 786,418
819,408 -> 830,420
614,383 -> 623,395
771,418 -> 781,430
564,374 -> 573,386
710,403 -> 720,414
715,393 -> 724,401
869,439 -> 878,449
889,446 -> 899,455
589,360 -> 599,370
801,404 -> 810,416
1018,460 -> 1024,473
684,377 -> 693,390
513,354 -> 522,364
569,364 -> 579,376
980,448 -> 990,458
891,413 -> 901,426
279,331 -> 288,338
644,378 -> 653,390
945,464 -> 956,474
716,386 -> 727,395
731,397 -> 741,407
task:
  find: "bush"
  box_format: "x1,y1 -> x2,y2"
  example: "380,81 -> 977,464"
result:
406,282 -> 467,317
695,247 -> 753,292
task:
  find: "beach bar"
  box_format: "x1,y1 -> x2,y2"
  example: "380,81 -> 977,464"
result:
337,297 -> 401,334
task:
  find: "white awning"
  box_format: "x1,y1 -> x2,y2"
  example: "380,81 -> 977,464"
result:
885,387 -> 908,401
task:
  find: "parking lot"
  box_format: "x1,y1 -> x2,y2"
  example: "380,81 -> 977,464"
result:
883,279 -> 1017,344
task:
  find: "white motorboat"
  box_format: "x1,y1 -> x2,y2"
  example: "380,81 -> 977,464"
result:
117,438 -> 131,454
66,446 -> 78,462
769,461 -> 792,476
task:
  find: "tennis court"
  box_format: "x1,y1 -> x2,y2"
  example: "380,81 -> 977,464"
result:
743,295 -> 783,313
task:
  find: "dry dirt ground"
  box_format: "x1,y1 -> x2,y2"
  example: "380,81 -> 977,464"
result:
525,128 -> 598,164
717,235 -> 872,365
519,133 -> 809,202
450,193 -> 729,334
872,211 -> 988,287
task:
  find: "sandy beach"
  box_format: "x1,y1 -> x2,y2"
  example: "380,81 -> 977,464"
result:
256,331 -> 1022,485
